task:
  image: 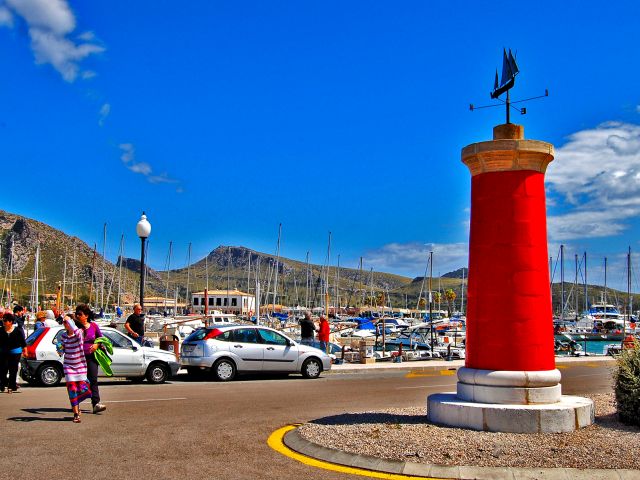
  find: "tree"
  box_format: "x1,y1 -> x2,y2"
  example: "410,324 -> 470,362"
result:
418,298 -> 426,309
433,291 -> 442,307
444,288 -> 457,317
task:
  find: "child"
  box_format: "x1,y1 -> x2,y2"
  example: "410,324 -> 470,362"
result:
59,315 -> 92,423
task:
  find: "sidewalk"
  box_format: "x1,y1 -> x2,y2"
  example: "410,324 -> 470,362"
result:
328,354 -> 615,374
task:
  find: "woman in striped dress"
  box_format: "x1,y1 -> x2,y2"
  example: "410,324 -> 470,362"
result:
60,315 -> 92,423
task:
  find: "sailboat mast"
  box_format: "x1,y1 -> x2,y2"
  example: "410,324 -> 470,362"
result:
326,232 -> 331,317
246,249 -> 251,294
574,253 -> 579,320
604,257 -> 608,305
429,251 -> 433,347
117,234 -> 124,311
226,247 -> 231,313
89,244 -> 97,306
164,241 -> 173,312
101,223 -> 106,311
584,252 -> 588,311
560,244 -> 565,321
359,257 -> 364,307
186,243 -> 192,313
461,267 -> 465,314
61,249 -> 68,311
255,257 -> 261,325
625,247 -> 631,342
336,254 -> 340,313
272,223 -> 282,313
305,251 -> 310,309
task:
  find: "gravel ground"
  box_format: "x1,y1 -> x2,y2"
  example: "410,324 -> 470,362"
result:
297,394 -> 640,469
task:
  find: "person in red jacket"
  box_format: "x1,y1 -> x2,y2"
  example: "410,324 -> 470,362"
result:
318,316 -> 330,353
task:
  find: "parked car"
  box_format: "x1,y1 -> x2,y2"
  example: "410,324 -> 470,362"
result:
181,325 -> 332,381
21,325 -> 181,387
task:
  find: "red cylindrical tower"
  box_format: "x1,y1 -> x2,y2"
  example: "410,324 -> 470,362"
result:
428,123 -> 594,432
462,123 -> 555,372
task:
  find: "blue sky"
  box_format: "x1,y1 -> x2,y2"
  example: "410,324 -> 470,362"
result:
1,0 -> 640,291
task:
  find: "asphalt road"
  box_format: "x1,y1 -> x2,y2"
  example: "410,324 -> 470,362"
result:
0,361 -> 615,480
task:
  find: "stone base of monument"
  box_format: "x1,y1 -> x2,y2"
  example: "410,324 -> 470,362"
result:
426,367 -> 595,433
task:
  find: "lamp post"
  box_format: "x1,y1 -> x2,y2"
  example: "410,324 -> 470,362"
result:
136,212 -> 151,310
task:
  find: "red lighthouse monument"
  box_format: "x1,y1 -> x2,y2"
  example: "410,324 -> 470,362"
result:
427,52 -> 594,432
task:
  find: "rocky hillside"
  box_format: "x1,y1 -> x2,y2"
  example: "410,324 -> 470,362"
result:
0,209 -> 142,307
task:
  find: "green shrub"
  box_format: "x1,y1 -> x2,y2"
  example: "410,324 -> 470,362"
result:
614,342 -> 640,426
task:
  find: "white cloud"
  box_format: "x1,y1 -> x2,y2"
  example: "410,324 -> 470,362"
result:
29,28 -> 103,81
118,143 -> 181,189
0,6 -> 14,26
6,0 -> 74,34
546,122 -> 640,240
98,103 -> 110,126
1,0 -> 103,82
363,242 -> 468,277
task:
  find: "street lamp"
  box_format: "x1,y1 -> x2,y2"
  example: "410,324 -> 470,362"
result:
136,212 -> 151,309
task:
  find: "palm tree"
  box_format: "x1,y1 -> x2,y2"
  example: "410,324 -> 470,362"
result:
444,288 -> 457,317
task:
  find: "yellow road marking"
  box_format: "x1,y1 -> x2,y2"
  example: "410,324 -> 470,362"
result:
404,372 -> 437,378
268,425 -> 438,479
405,369 -> 456,379
556,365 -> 568,369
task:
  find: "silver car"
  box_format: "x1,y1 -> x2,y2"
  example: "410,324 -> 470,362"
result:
180,325 -> 332,381
21,325 -> 181,386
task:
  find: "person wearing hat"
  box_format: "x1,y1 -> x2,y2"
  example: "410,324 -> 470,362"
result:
35,311 -> 47,329
0,313 -> 27,393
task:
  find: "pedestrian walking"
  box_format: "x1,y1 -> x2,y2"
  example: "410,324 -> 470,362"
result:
74,304 -> 107,414
299,311 -> 317,346
0,313 -> 27,394
59,315 -> 92,423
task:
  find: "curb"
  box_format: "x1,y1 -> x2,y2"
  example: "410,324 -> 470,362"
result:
283,427 -> 640,480
326,356 -> 615,375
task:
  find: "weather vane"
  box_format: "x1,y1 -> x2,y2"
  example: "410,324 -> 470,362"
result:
470,48 -> 548,123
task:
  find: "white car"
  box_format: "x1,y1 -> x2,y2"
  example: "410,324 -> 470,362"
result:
181,325 -> 332,381
21,325 -> 181,386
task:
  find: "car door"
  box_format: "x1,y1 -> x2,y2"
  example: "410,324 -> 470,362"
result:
229,328 -> 263,372
257,328 -> 299,372
101,330 -> 145,376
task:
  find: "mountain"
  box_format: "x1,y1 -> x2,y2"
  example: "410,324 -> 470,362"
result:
0,209 -> 142,307
1,209 -> 635,314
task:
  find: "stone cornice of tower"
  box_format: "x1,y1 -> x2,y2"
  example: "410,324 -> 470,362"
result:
461,123 -> 554,176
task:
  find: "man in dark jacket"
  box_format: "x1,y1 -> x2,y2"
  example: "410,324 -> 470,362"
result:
12,305 -> 25,333
299,312 -> 316,346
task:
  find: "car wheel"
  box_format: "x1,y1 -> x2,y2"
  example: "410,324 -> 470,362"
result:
146,363 -> 169,384
301,357 -> 322,379
212,358 -> 236,381
37,363 -> 63,387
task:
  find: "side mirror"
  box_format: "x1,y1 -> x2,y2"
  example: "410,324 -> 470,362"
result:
131,345 -> 138,351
